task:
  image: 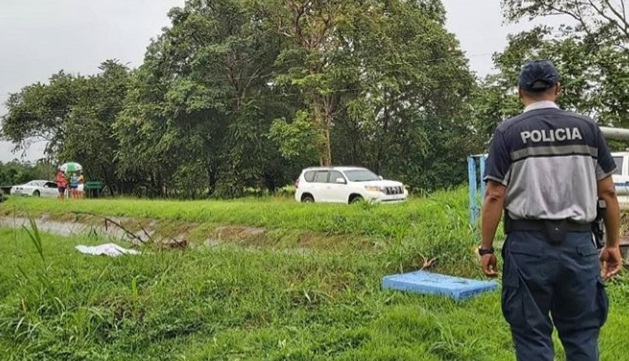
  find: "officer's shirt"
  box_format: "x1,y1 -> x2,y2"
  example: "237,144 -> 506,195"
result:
483,101 -> 617,223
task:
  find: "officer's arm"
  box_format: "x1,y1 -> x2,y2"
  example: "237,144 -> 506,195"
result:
597,176 -> 620,247
480,180 -> 506,249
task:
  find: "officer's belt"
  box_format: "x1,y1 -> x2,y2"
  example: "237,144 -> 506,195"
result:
504,218 -> 591,233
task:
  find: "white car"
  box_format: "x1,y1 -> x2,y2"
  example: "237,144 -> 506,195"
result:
612,151 -> 629,192
294,166 -> 408,204
10,180 -> 59,198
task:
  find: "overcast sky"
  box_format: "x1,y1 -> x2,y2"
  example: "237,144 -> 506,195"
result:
0,0 -> 560,163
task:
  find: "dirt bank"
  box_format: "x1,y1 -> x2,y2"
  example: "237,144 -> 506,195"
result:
0,212 -> 369,252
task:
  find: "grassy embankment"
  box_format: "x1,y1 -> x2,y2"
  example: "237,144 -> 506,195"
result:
1,189 -> 628,360
1,189 -> 482,274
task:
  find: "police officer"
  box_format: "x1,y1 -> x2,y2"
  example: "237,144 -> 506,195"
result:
479,59 -> 624,361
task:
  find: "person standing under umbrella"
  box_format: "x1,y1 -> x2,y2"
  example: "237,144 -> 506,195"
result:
59,162 -> 83,199
69,172 -> 79,199
77,171 -> 85,199
56,169 -> 68,200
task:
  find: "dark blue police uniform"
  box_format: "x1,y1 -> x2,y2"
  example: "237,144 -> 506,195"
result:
484,61 -> 615,361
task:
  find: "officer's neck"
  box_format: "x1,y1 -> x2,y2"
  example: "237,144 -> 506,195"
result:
521,97 -> 557,107
522,97 -> 556,108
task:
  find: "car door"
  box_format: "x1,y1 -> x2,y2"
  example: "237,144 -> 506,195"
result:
323,170 -> 348,203
311,170 -> 330,202
28,181 -> 44,196
44,182 -> 58,197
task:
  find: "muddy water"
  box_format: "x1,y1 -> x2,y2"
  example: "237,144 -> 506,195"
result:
0,216 -> 146,245
0,216 -> 251,250
0,215 -> 317,256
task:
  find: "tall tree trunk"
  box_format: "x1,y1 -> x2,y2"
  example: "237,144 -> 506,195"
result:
323,124 -> 332,166
207,162 -> 218,197
102,165 -> 115,197
312,96 -> 332,166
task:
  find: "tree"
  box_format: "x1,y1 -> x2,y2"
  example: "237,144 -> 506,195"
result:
59,60 -> 131,194
480,0 -> 629,138
269,0 -> 476,191
1,0 -> 481,197
1,71 -> 86,158
1,61 -> 132,194
501,0 -> 629,47
0,160 -> 55,186
265,0 -> 351,166
114,0 -> 291,197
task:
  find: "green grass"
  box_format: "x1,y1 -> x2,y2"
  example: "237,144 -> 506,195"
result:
1,189 -> 628,360
1,188 -> 486,277
0,188 -> 476,241
1,227 -> 629,360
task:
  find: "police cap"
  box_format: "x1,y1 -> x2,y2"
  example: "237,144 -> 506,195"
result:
518,60 -> 559,92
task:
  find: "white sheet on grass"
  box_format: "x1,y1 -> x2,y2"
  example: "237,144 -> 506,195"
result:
75,243 -> 140,257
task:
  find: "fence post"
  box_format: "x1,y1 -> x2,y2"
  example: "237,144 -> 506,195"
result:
479,155 -> 486,202
468,154 -> 488,226
468,156 -> 477,224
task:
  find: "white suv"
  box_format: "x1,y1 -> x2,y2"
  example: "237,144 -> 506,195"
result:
294,166 -> 408,204
611,151 -> 629,195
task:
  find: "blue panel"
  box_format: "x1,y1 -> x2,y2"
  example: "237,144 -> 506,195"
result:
479,155 -> 486,199
468,154 -> 489,226
467,156 -> 477,224
382,270 -> 498,301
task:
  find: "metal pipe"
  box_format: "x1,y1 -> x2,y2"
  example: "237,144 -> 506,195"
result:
600,126 -> 629,140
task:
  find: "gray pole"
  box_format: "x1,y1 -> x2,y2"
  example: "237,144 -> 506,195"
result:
600,127 -> 629,140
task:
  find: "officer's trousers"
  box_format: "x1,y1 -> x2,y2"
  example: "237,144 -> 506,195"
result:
501,231 -> 609,361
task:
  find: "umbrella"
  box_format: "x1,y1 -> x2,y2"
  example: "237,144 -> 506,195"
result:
59,162 -> 83,173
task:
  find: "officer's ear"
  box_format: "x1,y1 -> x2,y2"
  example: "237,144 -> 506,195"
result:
554,83 -> 561,97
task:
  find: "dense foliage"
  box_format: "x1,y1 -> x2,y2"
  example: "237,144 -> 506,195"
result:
0,0 -> 478,198
0,161 -> 55,187
3,0 -> 629,198
474,0 -> 629,141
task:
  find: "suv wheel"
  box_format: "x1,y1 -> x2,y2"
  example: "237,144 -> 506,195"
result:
301,194 -> 315,203
33,190 -> 40,197
349,195 -> 363,204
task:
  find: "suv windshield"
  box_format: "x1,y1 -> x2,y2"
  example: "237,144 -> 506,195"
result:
344,169 -> 379,182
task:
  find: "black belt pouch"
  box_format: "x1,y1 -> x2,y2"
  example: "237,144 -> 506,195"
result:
543,219 -> 568,245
